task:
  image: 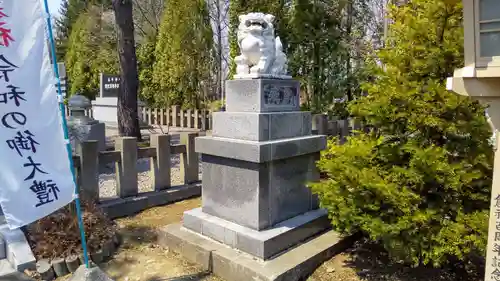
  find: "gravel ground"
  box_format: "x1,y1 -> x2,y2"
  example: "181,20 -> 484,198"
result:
99,128 -> 203,199
98,155 -> 202,199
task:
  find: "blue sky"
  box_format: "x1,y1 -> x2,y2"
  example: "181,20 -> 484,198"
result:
47,0 -> 62,17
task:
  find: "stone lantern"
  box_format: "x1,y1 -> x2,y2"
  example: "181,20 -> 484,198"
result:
67,94 -> 106,152
67,94 -> 97,126
446,1 -> 500,280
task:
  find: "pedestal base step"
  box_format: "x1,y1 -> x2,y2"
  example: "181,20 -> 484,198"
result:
183,208 -> 330,260
158,223 -> 356,281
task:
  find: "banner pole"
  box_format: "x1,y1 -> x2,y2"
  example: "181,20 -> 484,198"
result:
41,0 -> 91,268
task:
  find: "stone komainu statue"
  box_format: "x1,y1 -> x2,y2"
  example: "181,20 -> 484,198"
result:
234,13 -> 289,78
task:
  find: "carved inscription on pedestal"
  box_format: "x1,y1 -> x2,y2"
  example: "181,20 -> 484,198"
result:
263,84 -> 298,108
490,194 -> 500,280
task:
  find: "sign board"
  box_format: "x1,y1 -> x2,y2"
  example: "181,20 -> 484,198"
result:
0,0 -> 75,229
100,73 -> 121,98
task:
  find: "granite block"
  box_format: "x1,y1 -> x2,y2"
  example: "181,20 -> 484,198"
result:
212,111 -> 312,141
212,112 -> 269,141
195,135 -> 326,163
201,156 -> 265,230
0,225 -> 36,272
270,111 -> 312,140
268,155 -> 317,224
0,238 -> 5,259
160,223 -> 354,281
182,208 -> 330,260
200,153 -> 320,230
225,79 -> 300,113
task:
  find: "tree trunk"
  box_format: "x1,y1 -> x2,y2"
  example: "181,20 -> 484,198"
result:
112,0 -> 142,141
345,0 -> 353,102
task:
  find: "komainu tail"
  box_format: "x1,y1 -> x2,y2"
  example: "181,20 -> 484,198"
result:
275,36 -> 283,52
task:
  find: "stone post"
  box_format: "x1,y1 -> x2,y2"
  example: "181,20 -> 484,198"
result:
180,132 -> 199,184
312,114 -> 328,135
150,134 -> 171,190
77,140 -> 99,200
115,137 -> 138,197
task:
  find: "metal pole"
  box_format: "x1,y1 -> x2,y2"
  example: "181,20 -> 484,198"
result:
41,0 -> 91,268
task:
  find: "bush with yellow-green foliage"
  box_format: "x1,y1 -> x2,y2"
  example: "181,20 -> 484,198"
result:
310,0 -> 493,267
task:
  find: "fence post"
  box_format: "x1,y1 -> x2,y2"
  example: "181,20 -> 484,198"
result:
150,134 -> 171,191
208,110 -> 213,130
340,119 -> 350,142
180,108 -> 185,128
312,114 -> 328,135
201,110 -> 207,131
180,132 -> 199,184
194,110 -> 200,129
186,109 -> 192,128
77,140 -> 99,201
159,108 -> 165,126
172,106 -> 178,127
331,120 -> 339,137
166,107 -> 171,126
141,107 -> 147,123
153,108 -> 159,126
115,137 -> 138,197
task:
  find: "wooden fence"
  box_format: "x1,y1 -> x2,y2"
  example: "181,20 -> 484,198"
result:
140,107 -> 212,131
65,105 -> 212,131
65,105 -> 360,139
72,132 -> 200,219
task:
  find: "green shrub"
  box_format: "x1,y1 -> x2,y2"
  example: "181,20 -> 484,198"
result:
310,0 -> 493,267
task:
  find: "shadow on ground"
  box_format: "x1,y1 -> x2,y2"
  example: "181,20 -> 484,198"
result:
343,239 -> 484,281
119,224 -> 159,247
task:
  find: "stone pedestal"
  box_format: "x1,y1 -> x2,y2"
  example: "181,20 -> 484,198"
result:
184,78 -> 329,260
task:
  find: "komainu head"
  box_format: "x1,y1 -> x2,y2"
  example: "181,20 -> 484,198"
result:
238,12 -> 275,37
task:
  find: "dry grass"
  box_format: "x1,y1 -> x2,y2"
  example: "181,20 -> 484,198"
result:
90,198 -> 222,281
25,197 -> 117,260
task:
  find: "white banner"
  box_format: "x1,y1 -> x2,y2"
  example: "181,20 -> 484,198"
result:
0,0 -> 75,229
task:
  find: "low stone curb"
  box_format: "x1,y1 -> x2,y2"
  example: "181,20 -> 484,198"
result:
36,232 -> 121,280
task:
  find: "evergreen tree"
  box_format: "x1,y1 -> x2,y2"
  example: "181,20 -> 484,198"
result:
65,7 -> 119,99
55,0 -> 73,60
152,0 -> 213,108
310,0 -> 493,266
137,38 -> 158,106
287,0 -> 344,113
55,0 -> 112,60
